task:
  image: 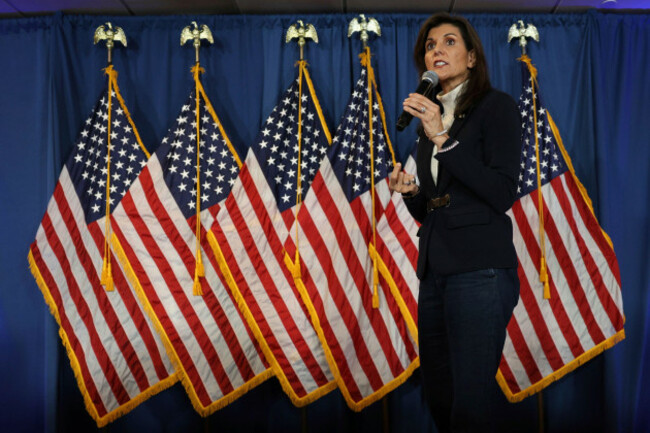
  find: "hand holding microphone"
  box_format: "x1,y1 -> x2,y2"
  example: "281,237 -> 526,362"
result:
396,71 -> 439,131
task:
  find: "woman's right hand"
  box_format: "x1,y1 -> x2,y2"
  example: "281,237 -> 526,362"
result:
389,163 -> 419,195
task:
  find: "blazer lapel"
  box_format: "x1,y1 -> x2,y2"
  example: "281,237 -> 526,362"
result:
416,135 -> 436,198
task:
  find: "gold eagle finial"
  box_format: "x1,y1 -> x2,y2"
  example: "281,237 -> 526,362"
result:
181,21 -> 214,63
93,22 -> 127,65
508,20 -> 539,55
348,14 -> 381,48
285,20 -> 318,60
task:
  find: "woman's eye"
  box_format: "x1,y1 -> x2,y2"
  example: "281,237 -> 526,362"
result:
426,43 -> 434,51
446,39 -> 455,46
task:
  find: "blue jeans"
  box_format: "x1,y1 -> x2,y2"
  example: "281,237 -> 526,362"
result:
418,268 -> 520,433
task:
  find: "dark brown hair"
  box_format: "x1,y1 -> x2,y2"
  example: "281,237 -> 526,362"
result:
413,13 -> 491,116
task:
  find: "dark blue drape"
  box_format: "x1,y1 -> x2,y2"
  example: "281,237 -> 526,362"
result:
1,11 -> 648,433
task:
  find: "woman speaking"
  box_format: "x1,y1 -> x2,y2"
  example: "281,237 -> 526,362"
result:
389,13 -> 522,433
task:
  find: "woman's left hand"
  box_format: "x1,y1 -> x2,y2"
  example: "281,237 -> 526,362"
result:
402,93 -> 449,148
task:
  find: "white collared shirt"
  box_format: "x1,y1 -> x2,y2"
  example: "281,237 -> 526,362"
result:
431,80 -> 467,185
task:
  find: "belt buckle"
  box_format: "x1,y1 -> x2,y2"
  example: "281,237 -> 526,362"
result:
442,194 -> 450,208
427,194 -> 450,212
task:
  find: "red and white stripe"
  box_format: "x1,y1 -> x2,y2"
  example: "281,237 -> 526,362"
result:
374,154 -> 420,334
213,153 -> 334,403
291,157 -> 419,407
501,172 -> 624,396
112,155 -> 270,413
30,167 -> 175,423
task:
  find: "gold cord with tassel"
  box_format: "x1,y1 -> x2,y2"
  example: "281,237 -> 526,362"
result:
361,48 -> 380,308
292,60 -> 307,282
520,54 -> 550,299
191,63 -> 205,296
100,65 -> 117,291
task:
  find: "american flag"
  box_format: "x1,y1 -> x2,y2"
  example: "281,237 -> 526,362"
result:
288,53 -> 419,409
111,75 -> 271,415
28,68 -> 176,427
213,62 -> 335,405
374,143 -> 420,340
498,56 -> 625,401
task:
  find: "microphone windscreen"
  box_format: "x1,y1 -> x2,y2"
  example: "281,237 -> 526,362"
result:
421,70 -> 439,90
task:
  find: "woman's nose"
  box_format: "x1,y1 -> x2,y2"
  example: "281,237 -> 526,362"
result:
428,48 -> 442,58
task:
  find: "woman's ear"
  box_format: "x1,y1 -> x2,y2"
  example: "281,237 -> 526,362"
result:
468,49 -> 476,69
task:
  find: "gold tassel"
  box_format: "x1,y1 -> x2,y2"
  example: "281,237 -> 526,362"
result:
543,280 -> 550,300
105,270 -> 114,292
540,258 -> 550,299
100,258 -> 108,284
192,272 -> 203,296
196,250 -> 205,277
292,251 -> 302,281
372,250 -> 379,309
193,249 -> 204,296
372,281 -> 379,309
101,260 -> 114,291
372,263 -> 379,308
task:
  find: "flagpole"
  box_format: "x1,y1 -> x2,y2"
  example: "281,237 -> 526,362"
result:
348,14 -> 382,308
508,19 -> 546,433
301,406 -> 308,433
382,395 -> 390,433
538,391 -> 545,433
93,22 -> 126,292
285,20 -> 319,281
180,22 -> 214,296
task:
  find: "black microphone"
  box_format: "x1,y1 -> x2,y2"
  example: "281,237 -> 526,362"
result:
396,71 -> 439,131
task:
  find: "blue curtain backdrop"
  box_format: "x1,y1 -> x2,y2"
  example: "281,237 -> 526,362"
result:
0,11 -> 648,433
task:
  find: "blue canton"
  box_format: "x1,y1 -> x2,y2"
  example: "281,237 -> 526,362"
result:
252,77 -> 330,213
67,88 -> 148,224
516,65 -> 568,199
157,91 -> 239,219
329,68 -> 392,202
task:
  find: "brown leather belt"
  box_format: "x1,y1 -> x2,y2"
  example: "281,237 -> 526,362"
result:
427,194 -> 450,212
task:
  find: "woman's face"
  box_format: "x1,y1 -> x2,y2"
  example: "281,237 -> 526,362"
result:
424,23 -> 476,92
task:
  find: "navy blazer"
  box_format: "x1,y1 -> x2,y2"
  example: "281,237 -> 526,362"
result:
404,88 -> 522,278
